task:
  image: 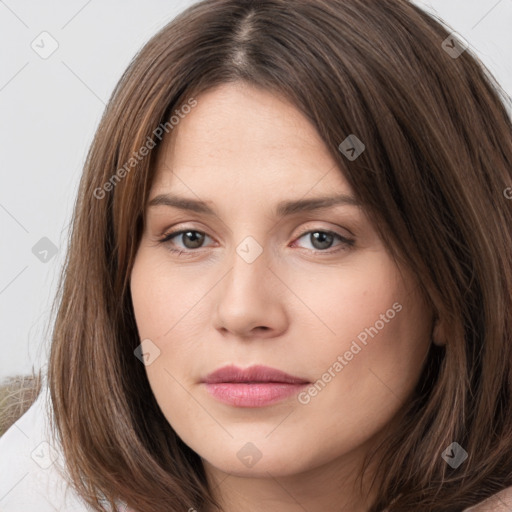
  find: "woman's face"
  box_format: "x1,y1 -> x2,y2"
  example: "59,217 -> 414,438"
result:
130,81 -> 433,481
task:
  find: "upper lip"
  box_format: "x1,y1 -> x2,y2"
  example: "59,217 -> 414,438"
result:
203,365 -> 310,384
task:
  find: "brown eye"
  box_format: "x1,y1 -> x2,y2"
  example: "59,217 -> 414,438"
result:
177,231 -> 206,249
160,230 -> 212,252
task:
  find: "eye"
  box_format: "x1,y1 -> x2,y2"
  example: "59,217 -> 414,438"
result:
292,229 -> 355,253
157,227 -> 355,256
159,229 -> 213,253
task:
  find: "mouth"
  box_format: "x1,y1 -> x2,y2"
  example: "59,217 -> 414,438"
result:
202,365 -> 310,407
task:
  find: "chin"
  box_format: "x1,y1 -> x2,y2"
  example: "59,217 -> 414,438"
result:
198,438 -> 318,477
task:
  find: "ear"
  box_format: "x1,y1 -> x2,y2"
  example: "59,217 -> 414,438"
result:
432,314 -> 447,346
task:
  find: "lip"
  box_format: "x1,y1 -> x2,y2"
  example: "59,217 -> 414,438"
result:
202,365 -> 310,407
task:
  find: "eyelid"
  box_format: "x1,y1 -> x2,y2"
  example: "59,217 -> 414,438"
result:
295,221 -> 355,241
157,219 -> 354,239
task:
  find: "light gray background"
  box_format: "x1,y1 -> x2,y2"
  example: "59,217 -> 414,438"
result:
1,0 -> 511,381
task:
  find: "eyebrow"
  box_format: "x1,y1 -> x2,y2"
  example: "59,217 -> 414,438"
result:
147,193 -> 360,217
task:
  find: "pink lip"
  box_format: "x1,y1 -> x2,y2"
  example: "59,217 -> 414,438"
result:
202,365 -> 310,407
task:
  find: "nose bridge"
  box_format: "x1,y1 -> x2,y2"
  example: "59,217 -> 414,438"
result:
213,232 -> 285,336
228,233 -> 270,296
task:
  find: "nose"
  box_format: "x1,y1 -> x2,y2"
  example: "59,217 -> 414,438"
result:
213,241 -> 288,339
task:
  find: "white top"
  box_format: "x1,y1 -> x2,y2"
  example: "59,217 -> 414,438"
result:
1,386 -> 511,511
0,385 -> 95,511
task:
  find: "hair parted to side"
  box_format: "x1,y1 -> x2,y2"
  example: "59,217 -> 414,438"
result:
47,0 -> 512,511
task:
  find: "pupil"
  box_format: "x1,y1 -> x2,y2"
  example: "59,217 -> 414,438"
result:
312,232 -> 332,250
184,231 -> 204,249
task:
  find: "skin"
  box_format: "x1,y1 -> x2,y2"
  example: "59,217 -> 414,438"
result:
130,81 -> 438,512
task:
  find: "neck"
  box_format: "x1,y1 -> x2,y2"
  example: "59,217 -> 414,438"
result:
203,442 -> 380,512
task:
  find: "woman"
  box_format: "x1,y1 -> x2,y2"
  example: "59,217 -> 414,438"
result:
1,0 -> 511,510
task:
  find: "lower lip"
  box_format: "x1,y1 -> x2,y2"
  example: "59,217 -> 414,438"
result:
204,382 -> 309,407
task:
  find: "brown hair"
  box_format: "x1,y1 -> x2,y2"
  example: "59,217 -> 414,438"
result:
47,0 -> 512,510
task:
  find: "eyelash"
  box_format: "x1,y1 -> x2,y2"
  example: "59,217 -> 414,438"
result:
157,228 -> 355,257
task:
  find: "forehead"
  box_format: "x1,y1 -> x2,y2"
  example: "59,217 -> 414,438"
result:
152,82 -> 353,197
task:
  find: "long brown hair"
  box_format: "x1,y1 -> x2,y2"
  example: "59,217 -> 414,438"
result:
47,0 -> 512,510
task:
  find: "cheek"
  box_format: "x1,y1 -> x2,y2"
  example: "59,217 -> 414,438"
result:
292,256 -> 431,433
130,249 -> 210,424
287,254 -> 411,361
130,249 -> 206,338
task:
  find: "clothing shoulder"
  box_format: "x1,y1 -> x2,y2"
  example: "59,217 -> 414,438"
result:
382,487 -> 512,512
463,486 -> 512,511
0,385 -> 93,512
